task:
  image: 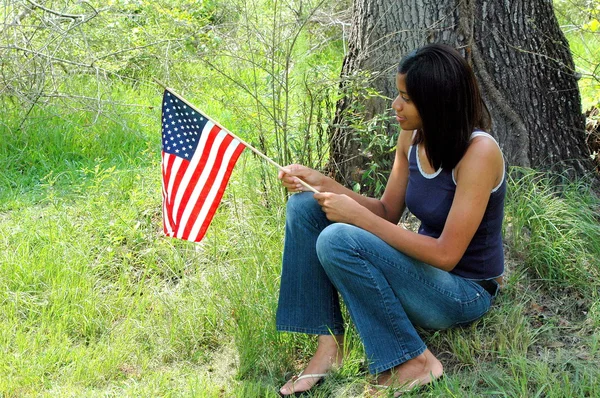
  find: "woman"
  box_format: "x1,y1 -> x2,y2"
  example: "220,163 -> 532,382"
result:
276,43 -> 505,396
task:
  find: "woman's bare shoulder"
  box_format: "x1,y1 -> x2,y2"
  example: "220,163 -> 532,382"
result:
456,135 -> 504,187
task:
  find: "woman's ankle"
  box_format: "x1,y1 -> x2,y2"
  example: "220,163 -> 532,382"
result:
376,349 -> 443,387
280,334 -> 345,395
316,334 -> 344,368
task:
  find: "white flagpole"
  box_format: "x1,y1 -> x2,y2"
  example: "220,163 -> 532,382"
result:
154,78 -> 319,194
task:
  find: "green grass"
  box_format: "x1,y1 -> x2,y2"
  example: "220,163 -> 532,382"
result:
554,0 -> 600,112
505,168 -> 600,292
1,97 -> 599,397
1,1 -> 599,395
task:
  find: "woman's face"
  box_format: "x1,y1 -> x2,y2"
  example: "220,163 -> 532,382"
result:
392,74 -> 423,131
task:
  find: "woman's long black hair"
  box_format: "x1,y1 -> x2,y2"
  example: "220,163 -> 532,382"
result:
398,43 -> 491,170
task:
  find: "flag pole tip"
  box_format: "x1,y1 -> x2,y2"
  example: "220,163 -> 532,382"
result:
152,77 -> 168,89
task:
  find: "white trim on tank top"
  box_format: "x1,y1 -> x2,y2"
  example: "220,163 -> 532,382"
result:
408,130 -> 506,192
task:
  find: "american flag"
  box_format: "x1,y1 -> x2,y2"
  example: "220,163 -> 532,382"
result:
161,89 -> 246,242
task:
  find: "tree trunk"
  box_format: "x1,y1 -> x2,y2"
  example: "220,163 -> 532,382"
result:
328,0 -> 592,191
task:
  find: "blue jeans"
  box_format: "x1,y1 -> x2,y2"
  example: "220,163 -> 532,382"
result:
276,193 -> 497,374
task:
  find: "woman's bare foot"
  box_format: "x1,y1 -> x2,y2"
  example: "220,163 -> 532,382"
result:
369,349 -> 443,396
279,334 -> 344,396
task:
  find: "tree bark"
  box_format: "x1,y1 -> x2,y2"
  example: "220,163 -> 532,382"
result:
328,0 -> 592,190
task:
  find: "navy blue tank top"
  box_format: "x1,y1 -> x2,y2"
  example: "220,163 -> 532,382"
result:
404,132 -> 506,280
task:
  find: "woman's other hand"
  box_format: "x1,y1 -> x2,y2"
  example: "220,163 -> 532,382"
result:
278,164 -> 326,193
314,192 -> 368,224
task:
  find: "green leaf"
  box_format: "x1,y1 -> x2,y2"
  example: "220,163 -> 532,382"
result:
583,18 -> 600,32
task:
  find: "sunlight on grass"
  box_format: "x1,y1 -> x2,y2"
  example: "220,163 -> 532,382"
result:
2,105 -> 600,397
1,1 -> 599,396
505,168 -> 600,294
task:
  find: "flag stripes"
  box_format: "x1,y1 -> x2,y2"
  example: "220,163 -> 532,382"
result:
161,90 -> 246,242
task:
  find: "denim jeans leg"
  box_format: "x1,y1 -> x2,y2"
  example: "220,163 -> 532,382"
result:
276,192 -> 345,335
316,223 -> 493,374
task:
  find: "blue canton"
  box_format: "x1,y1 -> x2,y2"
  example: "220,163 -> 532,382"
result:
161,91 -> 207,158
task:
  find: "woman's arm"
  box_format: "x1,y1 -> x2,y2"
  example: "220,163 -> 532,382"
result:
315,136 -> 504,271
279,129 -> 413,223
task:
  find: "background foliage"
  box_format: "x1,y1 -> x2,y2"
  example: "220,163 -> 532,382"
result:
1,0 -> 599,396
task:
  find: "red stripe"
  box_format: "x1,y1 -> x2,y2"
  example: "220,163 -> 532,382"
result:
162,152 -> 176,201
194,142 -> 246,242
166,159 -> 190,230
175,125 -> 222,227
180,133 -> 235,240
170,155 -> 191,204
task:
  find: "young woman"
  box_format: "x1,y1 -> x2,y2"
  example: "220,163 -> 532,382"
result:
276,43 -> 506,396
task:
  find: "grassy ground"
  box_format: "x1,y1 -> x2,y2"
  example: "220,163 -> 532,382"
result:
1,90 -> 599,397
1,1 -> 599,395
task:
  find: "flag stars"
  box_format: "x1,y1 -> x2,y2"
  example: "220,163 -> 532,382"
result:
161,91 -> 210,158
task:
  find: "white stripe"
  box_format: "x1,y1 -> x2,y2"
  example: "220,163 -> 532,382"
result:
187,139 -> 241,241
167,156 -> 184,202
161,152 -> 169,193
172,121 -> 215,220
176,130 -> 228,238
162,152 -> 168,175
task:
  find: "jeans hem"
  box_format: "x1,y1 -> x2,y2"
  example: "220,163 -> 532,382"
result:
276,325 -> 345,335
369,344 -> 427,374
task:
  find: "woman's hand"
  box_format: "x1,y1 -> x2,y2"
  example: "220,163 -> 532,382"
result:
314,192 -> 369,224
278,164 -> 326,193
